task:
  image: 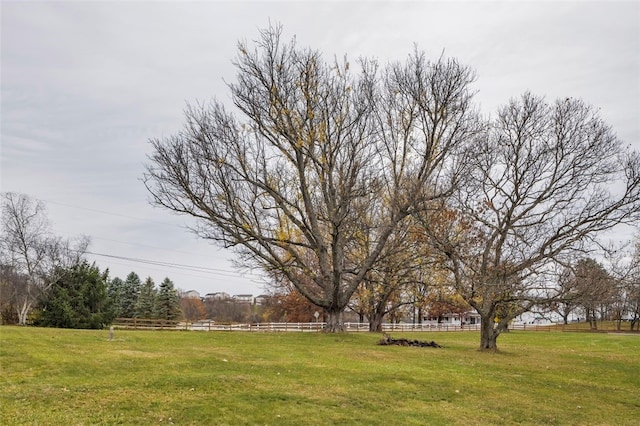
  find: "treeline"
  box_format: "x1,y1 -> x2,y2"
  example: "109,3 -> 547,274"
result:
108,272 -> 181,321
1,259 -> 182,329
2,192 -> 639,335
193,291 -> 328,324
0,192 -> 183,328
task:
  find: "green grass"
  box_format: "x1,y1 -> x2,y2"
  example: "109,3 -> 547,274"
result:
1,327 -> 639,425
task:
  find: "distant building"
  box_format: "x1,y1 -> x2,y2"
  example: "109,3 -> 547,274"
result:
512,312 -> 564,325
182,290 -> 201,299
204,292 -> 230,300
254,295 -> 270,306
233,294 -> 254,304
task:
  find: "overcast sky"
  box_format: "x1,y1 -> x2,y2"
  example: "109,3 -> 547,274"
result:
2,1 -> 639,296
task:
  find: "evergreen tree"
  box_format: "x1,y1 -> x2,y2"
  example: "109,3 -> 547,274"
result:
107,276 -> 125,317
135,276 -> 157,318
156,277 -> 181,320
120,272 -> 142,317
36,261 -> 114,329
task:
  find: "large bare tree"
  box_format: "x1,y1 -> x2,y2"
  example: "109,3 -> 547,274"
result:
423,93 -> 640,349
0,193 -> 89,324
144,26 -> 480,331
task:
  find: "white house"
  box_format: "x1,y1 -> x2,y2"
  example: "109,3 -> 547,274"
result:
204,292 -> 230,300
182,290 -> 201,299
254,295 -> 270,306
233,294 -> 254,304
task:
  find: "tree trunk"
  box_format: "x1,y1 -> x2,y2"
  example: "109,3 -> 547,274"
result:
479,315 -> 500,351
17,300 -> 31,326
369,311 -> 384,332
587,309 -> 598,330
324,308 -> 345,332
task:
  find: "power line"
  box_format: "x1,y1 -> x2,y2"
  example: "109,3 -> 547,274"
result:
85,250 -> 257,280
19,196 -> 266,284
40,198 -> 252,275
59,230 -> 218,261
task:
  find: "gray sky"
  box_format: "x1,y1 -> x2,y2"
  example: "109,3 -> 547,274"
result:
2,1 -> 639,296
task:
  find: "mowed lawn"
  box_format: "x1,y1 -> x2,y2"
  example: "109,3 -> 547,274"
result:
1,327 -> 639,425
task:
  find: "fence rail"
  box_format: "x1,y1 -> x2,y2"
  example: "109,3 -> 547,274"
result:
111,319 -> 639,333
181,321 -> 485,332
112,318 -> 181,330
111,320 -> 490,332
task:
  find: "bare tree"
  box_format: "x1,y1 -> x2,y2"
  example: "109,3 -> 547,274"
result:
203,296 -> 254,323
0,192 -> 89,324
626,272 -> 640,331
353,217 -> 439,331
0,265 -> 25,324
549,265 -> 582,325
261,287 -> 320,323
423,94 -> 640,350
572,258 -> 616,329
180,297 -> 207,322
628,238 -> 640,330
608,236 -> 640,330
1,193 -> 53,324
143,25 -> 479,331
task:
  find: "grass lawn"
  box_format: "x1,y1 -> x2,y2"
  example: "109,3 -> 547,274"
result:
1,327 -> 639,425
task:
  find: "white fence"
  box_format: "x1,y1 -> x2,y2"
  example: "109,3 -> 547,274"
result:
179,321 -> 487,332
113,318 -> 565,332
114,319 -> 640,333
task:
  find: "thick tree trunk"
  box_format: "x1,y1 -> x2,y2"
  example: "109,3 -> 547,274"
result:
479,315 -> 500,351
324,308 -> 345,332
369,311 -> 384,332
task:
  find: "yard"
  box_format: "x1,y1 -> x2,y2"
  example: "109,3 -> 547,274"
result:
1,327 -> 638,425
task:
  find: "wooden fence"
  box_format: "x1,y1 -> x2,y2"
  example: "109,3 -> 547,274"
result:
112,318 -> 181,330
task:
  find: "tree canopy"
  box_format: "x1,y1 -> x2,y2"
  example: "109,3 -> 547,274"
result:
144,25 -> 480,331
422,94 -> 640,349
144,24 -> 640,346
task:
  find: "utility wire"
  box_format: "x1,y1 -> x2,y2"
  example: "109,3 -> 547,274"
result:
85,251 -> 254,279
30,197 -> 265,283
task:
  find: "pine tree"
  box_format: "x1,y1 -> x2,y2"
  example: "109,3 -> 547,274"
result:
156,277 -> 181,320
120,272 -> 142,318
107,276 -> 125,318
36,261 -> 114,329
135,276 -> 157,318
